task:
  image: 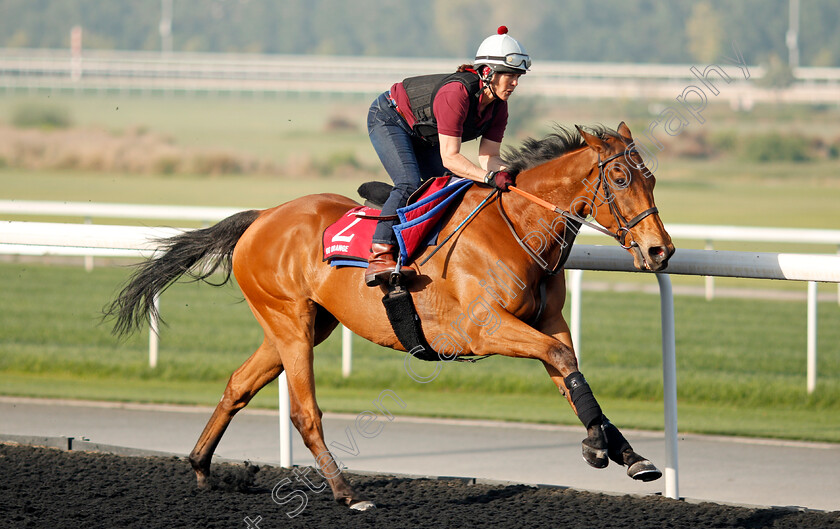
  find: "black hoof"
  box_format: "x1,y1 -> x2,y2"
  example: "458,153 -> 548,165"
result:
581,439 -> 608,469
627,460 -> 662,482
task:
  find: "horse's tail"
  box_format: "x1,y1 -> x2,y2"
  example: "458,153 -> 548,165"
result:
105,209 -> 261,337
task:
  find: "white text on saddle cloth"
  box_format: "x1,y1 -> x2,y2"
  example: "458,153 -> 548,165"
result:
322,206 -> 379,262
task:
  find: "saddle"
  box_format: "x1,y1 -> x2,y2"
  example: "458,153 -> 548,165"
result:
322,176 -> 473,267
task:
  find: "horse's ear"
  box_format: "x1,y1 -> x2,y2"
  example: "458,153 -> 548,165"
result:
617,121 -> 633,142
575,125 -> 607,154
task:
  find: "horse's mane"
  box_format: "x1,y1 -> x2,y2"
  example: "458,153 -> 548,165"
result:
503,125 -> 623,176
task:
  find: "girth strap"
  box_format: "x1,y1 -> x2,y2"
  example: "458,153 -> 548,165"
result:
527,277 -> 549,328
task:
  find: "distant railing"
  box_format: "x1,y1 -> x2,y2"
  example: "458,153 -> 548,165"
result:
3,47 -> 840,103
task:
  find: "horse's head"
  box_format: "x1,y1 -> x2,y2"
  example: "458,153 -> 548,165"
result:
575,122 -> 675,271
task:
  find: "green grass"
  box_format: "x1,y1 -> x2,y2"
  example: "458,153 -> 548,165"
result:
1,263 -> 838,442
0,93 -> 377,166
0,169 -> 371,212
3,160 -> 839,227
1,373 -> 836,443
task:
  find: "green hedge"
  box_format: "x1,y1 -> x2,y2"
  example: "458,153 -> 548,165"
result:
11,102 -> 72,129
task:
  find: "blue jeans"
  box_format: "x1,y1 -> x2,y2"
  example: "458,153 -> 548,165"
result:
368,91 -> 446,246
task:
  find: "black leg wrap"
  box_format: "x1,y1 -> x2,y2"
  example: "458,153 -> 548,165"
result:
564,372 -> 603,429
602,417 -> 632,465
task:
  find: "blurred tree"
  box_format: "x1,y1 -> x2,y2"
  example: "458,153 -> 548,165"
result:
812,48 -> 835,68
5,29 -> 30,47
757,53 -> 795,88
433,0 -> 488,59
686,1 -> 723,63
798,0 -> 840,69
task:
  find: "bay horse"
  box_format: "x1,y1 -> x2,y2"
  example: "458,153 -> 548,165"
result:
107,122 -> 674,511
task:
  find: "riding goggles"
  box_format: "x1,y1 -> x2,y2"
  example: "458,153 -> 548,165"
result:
476,53 -> 532,71
504,53 -> 531,69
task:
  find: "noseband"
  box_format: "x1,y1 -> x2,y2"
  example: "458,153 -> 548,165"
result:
498,147 -> 659,274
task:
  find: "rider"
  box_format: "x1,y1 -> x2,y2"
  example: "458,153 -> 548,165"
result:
364,26 -> 530,286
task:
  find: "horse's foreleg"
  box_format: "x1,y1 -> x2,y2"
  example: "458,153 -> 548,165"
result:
542,357 -> 609,469
527,275 -> 614,470
189,340 -> 283,489
602,417 -> 662,481
543,359 -> 662,480
460,302 -> 611,470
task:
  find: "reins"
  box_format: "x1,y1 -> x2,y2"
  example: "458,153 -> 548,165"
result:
417,147 -> 660,328
495,193 -> 579,276
418,188 -> 498,266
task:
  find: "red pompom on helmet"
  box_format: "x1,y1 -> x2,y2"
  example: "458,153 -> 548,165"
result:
475,26 -> 530,76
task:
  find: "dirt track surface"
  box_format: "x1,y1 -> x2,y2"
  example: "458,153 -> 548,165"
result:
1,443 -> 838,529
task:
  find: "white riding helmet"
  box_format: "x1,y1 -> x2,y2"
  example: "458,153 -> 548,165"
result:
474,26 -> 531,75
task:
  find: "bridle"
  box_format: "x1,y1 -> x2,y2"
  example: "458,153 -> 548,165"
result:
597,149 -> 659,249
498,147 -> 659,275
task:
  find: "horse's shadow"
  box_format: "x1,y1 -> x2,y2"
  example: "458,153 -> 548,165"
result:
451,484 -> 535,505
352,477 -> 532,508
736,507 -> 811,529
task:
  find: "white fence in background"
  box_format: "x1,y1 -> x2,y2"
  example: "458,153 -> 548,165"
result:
0,200 -> 244,272
5,199 -> 840,284
3,211 -> 840,500
576,223 -> 840,303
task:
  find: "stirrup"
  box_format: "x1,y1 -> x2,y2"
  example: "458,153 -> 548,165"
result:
389,254 -> 405,286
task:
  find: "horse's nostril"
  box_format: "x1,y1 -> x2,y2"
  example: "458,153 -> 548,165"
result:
649,246 -> 666,262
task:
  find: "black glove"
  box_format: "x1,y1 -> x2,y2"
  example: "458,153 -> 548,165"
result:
484,170 -> 515,191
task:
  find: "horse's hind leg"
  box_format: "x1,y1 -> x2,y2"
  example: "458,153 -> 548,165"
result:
189,339 -> 283,488
251,300 -> 373,510
282,336 -> 374,510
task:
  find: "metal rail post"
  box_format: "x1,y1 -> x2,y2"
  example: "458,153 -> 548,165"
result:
568,269 -> 584,364
84,216 -> 94,272
807,281 -> 818,394
704,240 -> 714,300
657,274 -> 679,500
342,325 -> 352,378
279,372 -> 292,468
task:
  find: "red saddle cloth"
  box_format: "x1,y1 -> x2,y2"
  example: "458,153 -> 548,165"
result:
322,176 -> 471,267
322,206 -> 380,266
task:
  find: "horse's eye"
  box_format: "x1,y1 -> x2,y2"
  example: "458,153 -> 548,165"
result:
614,178 -> 627,188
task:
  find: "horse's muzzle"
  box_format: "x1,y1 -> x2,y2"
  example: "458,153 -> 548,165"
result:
632,242 -> 674,272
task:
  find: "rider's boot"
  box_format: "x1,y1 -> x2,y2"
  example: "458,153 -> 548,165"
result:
365,243 -> 398,286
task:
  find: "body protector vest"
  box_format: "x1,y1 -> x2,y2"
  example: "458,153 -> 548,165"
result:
401,71 -> 500,146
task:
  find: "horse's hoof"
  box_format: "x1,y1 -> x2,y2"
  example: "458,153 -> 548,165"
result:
581,439 -> 609,469
627,460 -> 662,482
349,500 -> 376,511
194,471 -> 211,490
